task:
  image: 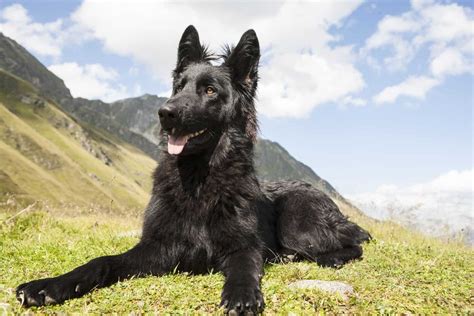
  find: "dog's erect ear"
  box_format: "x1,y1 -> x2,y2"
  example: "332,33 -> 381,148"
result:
224,29 -> 260,89
174,25 -> 204,76
224,30 -> 260,143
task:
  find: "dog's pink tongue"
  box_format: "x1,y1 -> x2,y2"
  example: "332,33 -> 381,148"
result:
168,135 -> 188,155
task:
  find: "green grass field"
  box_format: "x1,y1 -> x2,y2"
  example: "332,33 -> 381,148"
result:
0,208 -> 472,314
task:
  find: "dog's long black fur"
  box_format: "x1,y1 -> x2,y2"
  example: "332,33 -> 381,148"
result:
16,26 -> 370,314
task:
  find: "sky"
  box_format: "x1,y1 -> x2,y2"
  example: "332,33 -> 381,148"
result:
0,0 -> 472,227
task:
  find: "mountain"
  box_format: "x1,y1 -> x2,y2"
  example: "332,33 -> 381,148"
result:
0,33 -> 161,160
63,97 -> 162,160
0,33 -> 72,101
0,69 -> 155,212
254,139 -> 345,201
0,32 -> 353,209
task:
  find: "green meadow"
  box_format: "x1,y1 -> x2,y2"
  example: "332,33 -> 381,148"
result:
0,208 -> 471,314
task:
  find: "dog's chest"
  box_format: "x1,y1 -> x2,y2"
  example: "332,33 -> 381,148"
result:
152,193 -> 243,273
172,220 -> 214,273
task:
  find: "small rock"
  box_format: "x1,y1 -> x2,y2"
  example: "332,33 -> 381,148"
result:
288,280 -> 354,300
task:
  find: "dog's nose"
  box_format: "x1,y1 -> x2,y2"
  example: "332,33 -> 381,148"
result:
158,105 -> 179,127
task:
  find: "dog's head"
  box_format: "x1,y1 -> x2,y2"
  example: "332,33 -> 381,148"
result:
159,25 -> 260,156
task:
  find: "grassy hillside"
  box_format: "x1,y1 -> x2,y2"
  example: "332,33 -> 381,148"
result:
0,69 -> 155,213
0,209 -> 471,314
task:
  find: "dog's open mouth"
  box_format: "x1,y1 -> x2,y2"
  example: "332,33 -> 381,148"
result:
168,128 -> 207,155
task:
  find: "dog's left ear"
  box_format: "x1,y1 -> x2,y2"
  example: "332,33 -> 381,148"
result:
225,29 -> 260,90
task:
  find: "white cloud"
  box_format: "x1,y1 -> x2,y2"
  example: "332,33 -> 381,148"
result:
373,75 -> 440,105
0,4 -> 88,58
48,62 -> 132,102
0,4 -> 64,57
258,52 -> 364,117
347,169 -> 474,240
0,4 -> 128,102
341,96 -> 367,107
430,48 -> 472,78
365,0 -> 474,104
364,13 -> 420,71
71,0 -> 366,118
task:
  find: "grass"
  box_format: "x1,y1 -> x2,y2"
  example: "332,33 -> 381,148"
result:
0,208 -> 472,314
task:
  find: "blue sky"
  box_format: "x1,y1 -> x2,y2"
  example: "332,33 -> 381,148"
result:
0,0 -> 472,222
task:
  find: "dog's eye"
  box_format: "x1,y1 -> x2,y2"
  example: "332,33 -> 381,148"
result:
206,86 -> 216,96
174,83 -> 185,94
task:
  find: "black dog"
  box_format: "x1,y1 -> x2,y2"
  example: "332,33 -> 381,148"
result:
16,26 -> 370,314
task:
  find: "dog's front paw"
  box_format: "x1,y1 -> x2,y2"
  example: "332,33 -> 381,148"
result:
16,277 -> 78,307
220,285 -> 265,315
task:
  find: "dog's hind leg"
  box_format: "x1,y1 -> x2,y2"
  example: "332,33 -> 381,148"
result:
314,245 -> 363,268
279,242 -> 364,268
264,180 -> 370,267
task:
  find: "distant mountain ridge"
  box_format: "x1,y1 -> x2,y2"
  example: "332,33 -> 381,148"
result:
0,69 -> 155,211
0,33 -> 72,101
0,32 -> 349,205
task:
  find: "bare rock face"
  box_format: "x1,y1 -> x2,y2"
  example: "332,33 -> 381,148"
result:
288,280 -> 354,300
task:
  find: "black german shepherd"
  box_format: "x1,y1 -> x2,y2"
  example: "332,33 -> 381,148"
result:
16,26 -> 370,314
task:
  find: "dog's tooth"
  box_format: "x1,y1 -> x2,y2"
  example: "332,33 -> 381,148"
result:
188,130 -> 205,138
171,128 -> 175,134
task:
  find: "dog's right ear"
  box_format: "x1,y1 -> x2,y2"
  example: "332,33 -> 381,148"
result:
173,25 -> 204,77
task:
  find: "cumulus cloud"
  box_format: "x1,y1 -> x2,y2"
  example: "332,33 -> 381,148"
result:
347,169 -> 474,240
0,4 -> 87,58
366,0 -> 474,104
48,62 -> 133,102
258,52 -> 365,117
71,0 -> 366,118
430,47 -> 471,78
341,96 -> 367,107
0,4 -> 130,102
373,75 -> 440,105
0,4 -> 64,57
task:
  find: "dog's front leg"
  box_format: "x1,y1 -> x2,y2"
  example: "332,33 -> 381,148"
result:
16,242 -> 164,307
220,248 -> 265,315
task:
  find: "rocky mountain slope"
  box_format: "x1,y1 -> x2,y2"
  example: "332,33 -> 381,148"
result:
0,69 -> 155,212
0,33 -> 71,101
